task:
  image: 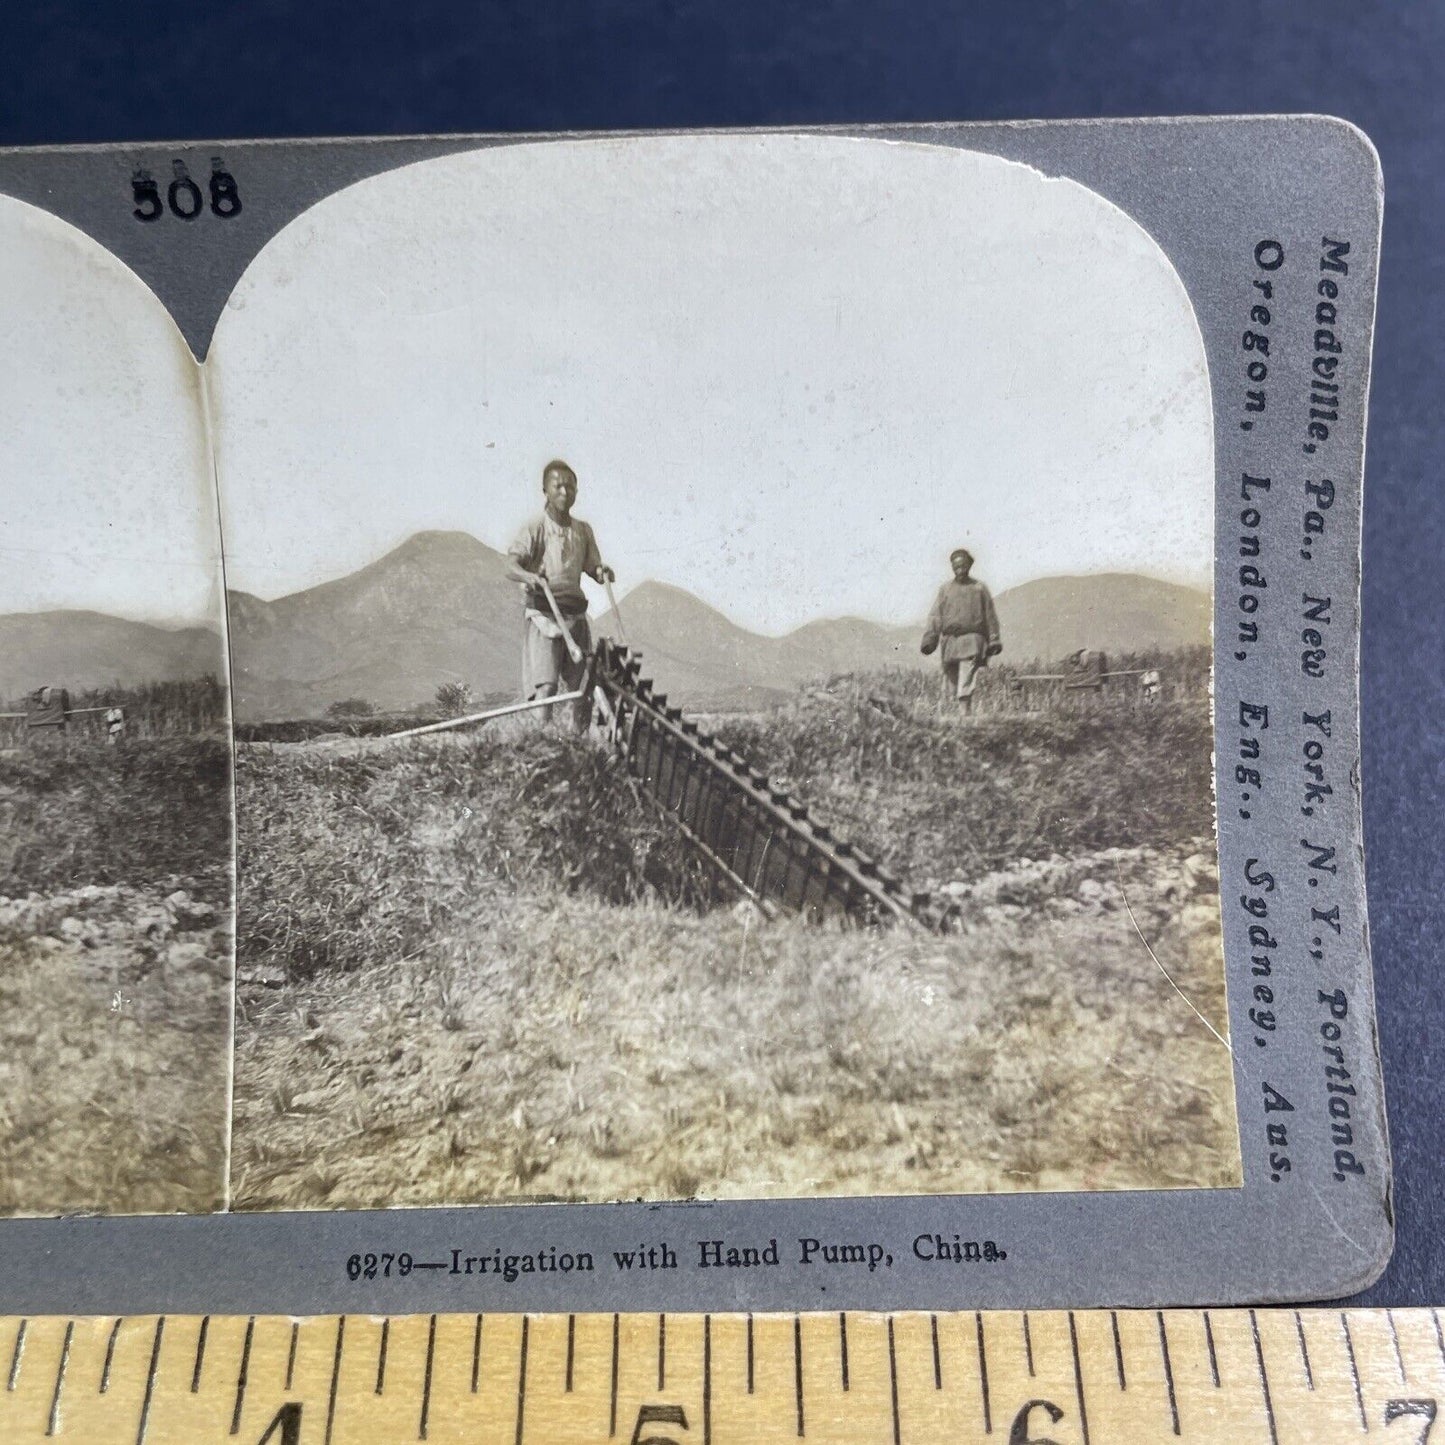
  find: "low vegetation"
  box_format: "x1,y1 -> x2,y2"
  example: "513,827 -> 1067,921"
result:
714,670 -> 1214,889
232,660 -> 1238,1208
237,727 -> 713,980
2,735 -> 231,893
326,697 -> 376,719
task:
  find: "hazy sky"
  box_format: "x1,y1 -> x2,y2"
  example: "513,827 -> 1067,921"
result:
0,197 -> 222,627
211,134 -> 1214,635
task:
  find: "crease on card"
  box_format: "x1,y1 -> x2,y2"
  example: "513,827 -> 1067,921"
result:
197,361 -> 241,1214
1113,864 -> 1231,1054
1306,1175 -> 1373,1260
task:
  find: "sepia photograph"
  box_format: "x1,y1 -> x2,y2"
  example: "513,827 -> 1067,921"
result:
0,197 -> 234,1214
209,134 -> 1241,1210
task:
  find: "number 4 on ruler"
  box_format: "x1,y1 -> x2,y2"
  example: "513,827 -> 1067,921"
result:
253,1401 -> 302,1445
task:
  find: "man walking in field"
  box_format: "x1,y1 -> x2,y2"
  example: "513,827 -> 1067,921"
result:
921,548 -> 1002,714
506,459 -> 615,729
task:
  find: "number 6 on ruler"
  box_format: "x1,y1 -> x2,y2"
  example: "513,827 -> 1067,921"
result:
1385,1398 -> 1439,1444
631,1402 -> 690,1444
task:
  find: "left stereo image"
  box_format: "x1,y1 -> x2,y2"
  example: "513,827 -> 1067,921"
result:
0,196 -> 234,1216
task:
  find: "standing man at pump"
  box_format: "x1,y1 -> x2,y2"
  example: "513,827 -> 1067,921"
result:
506,459 -> 615,729
921,547 -> 1002,714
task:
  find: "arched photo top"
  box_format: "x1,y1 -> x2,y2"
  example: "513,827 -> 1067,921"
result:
207,132 -> 1213,638
0,193 -> 225,639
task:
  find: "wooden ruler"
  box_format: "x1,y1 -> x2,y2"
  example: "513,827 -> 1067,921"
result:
0,1309 -> 1440,1443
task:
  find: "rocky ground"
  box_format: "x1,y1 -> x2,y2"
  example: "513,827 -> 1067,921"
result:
0,878 -> 232,1215
928,838 -> 1221,934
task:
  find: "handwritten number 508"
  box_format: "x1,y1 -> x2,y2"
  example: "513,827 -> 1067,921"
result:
132,161 -> 241,222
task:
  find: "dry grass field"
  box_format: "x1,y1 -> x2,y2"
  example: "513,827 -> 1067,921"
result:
231,665 -> 1239,1210
0,732 -> 232,1215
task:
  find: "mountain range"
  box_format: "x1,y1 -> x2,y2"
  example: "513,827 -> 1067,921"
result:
223,532 -> 1209,719
0,611 -> 224,701
1,532 -> 1211,719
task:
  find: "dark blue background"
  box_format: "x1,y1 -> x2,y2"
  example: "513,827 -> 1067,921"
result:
1,1 -> 1439,1307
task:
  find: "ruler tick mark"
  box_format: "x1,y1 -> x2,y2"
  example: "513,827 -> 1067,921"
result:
230,1315 -> 255,1436
513,1316 -> 528,1445
1022,1311 -> 1035,1378
134,1317 -> 165,1445
1294,1311 -> 1313,1389
472,1314 -> 483,1394
838,1313 -> 849,1390
1069,1312 -> 1091,1445
565,1314 -> 574,1393
1340,1313 -> 1367,1433
1387,1308 -> 1407,1383
45,1319 -> 73,1438
1204,1311 -> 1220,1388
1157,1312 -> 1180,1436
324,1316 -> 346,1445
192,1316 -> 210,1394
376,1317 -> 389,1395
608,1313 -> 619,1438
1251,1309 -> 1279,1445
975,1311 -> 993,1434
419,1314 -> 437,1441
703,1315 -> 712,1445
285,1319 -> 298,1392
8,1317 -> 27,1391
888,1317 -> 901,1445
931,1313 -> 942,1390
1110,1310 -> 1126,1390
100,1318 -> 121,1394
794,1314 -> 805,1437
